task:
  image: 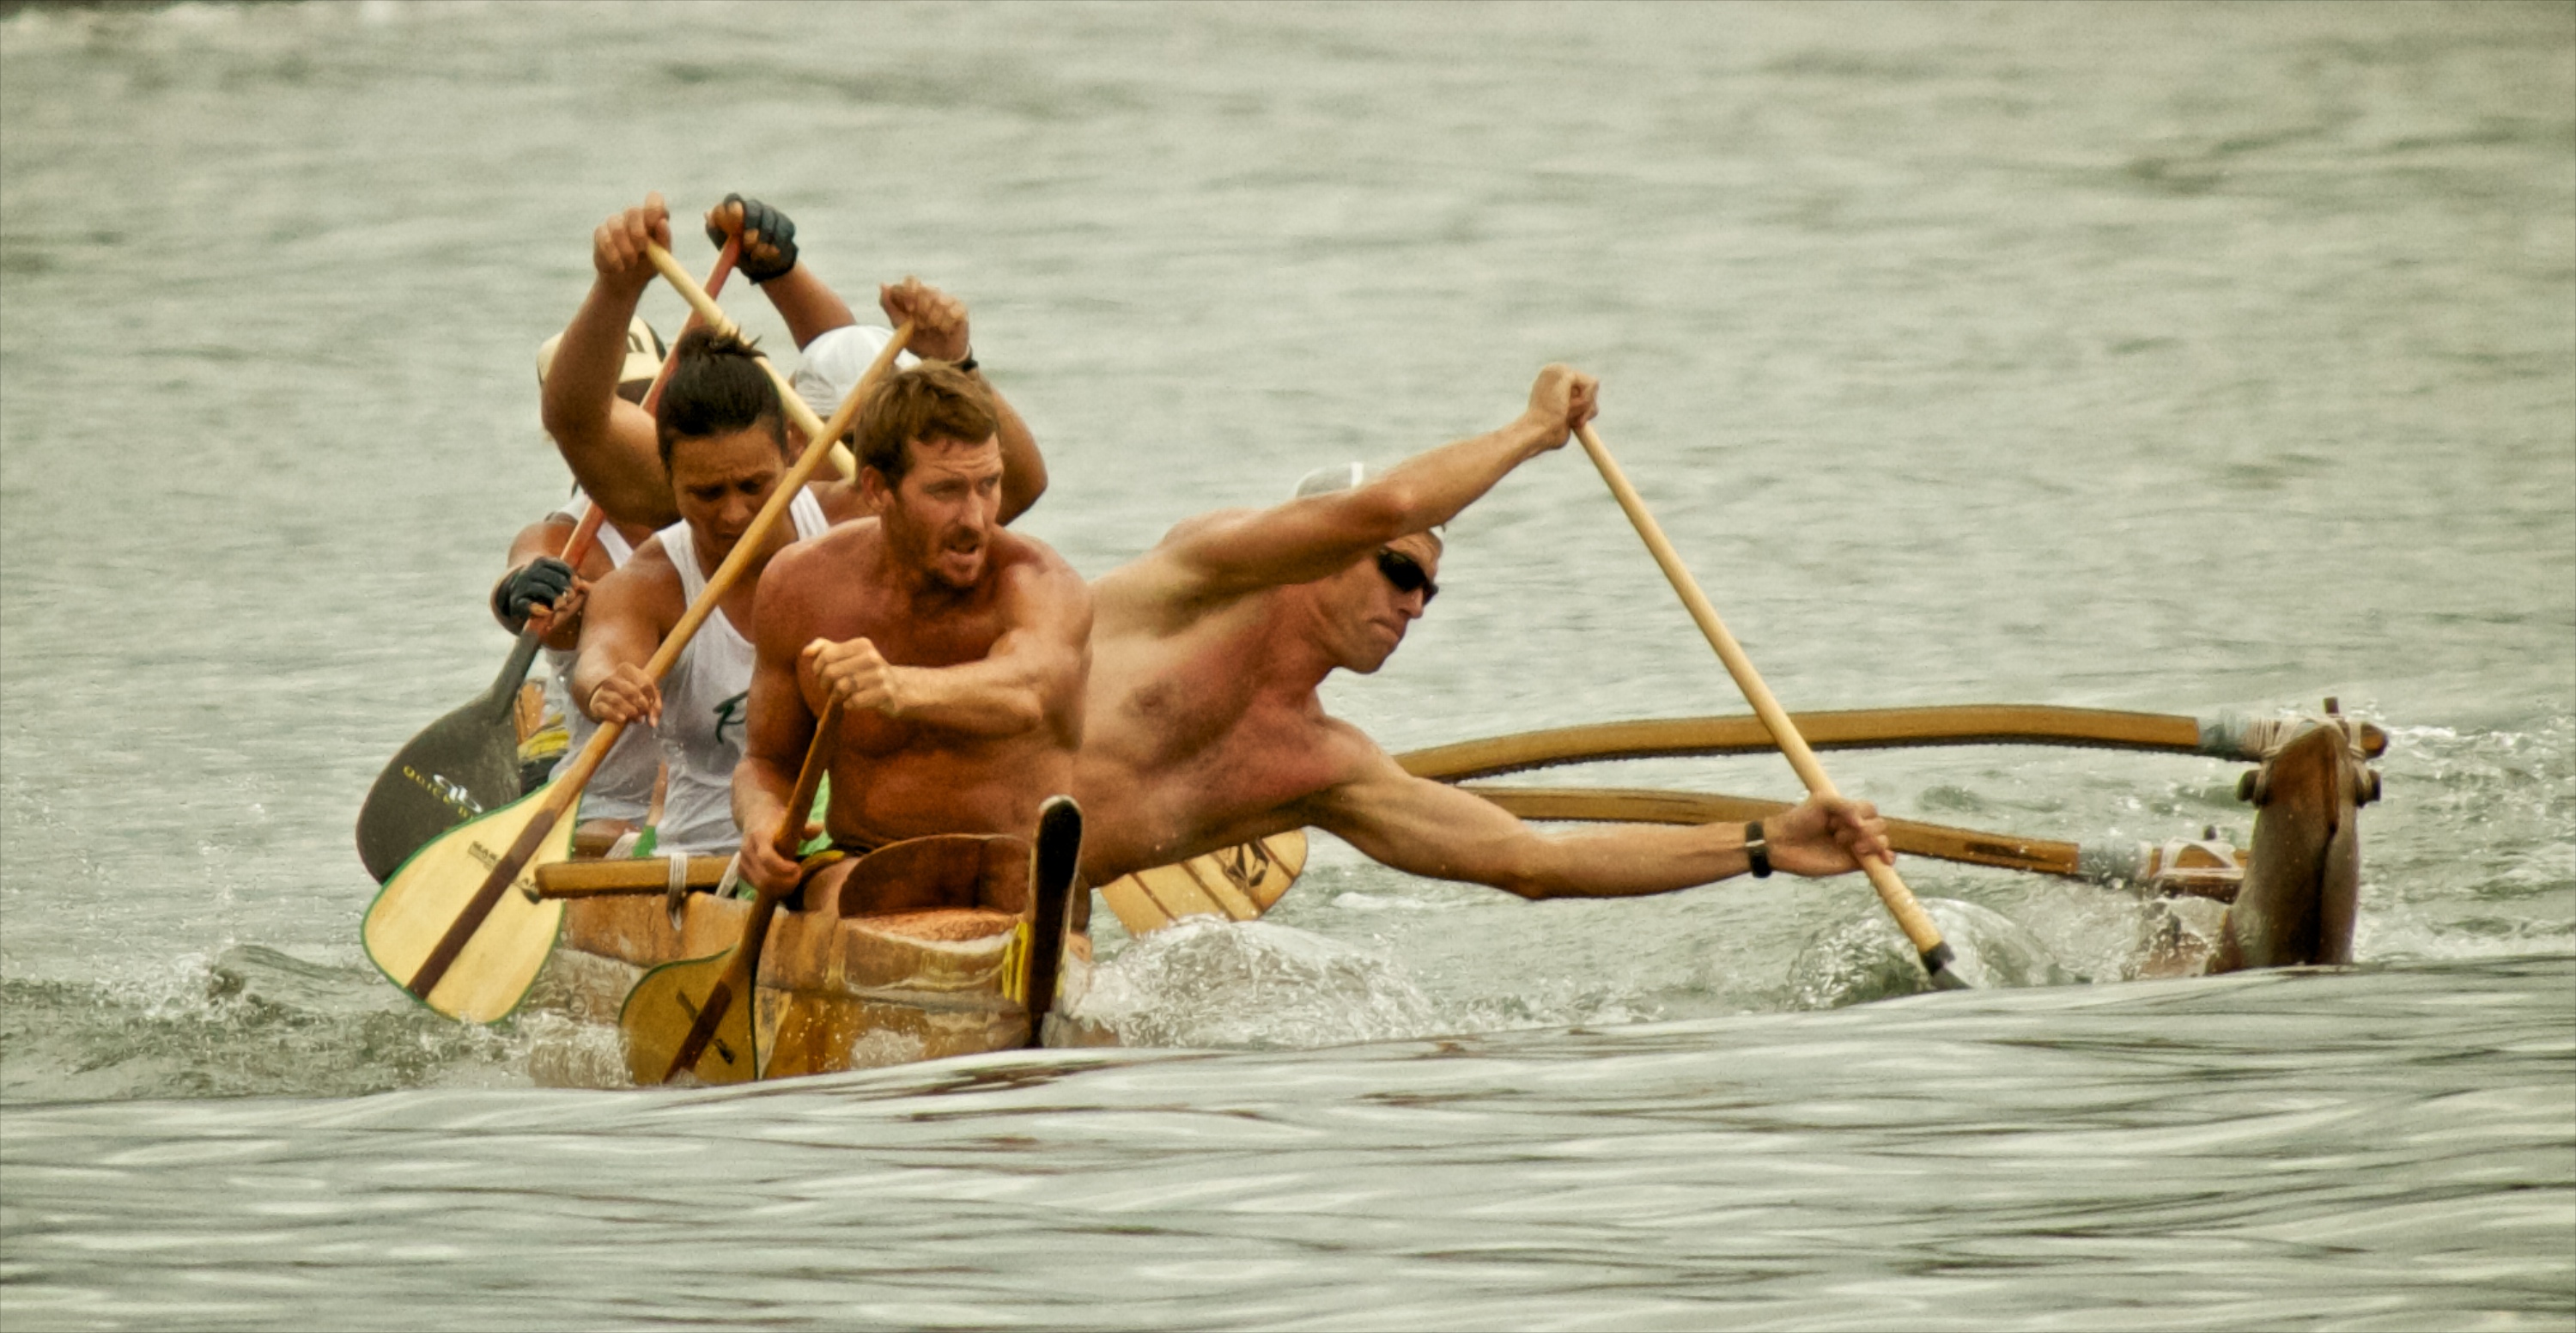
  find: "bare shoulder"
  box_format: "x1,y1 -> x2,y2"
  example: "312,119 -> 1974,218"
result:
600,535 -> 681,596
809,478 -> 866,525
989,531 -> 1092,613
1093,508 -> 1261,607
760,519 -> 881,621
1291,718 -> 1408,819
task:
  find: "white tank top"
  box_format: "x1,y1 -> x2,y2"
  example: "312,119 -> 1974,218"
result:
651,487 -> 830,855
543,492 -> 655,823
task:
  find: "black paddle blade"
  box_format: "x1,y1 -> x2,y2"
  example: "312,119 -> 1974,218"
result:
355,632 -> 545,883
1021,795 -> 1084,1048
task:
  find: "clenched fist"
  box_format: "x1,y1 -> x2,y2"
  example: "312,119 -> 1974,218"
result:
802,636 -> 907,718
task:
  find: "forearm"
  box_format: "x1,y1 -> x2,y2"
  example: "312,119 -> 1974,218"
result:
540,277 -> 677,527
1370,410 -> 1563,534
887,660 -> 1047,737
731,754 -> 799,846
757,265 -> 857,349
1498,821 -> 1753,900
985,376 -> 1048,524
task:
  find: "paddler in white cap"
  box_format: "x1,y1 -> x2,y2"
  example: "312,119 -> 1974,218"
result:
484,316 -> 671,855
1069,367 -> 1894,903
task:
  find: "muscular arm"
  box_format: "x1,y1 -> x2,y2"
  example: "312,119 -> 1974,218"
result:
1154,366 -> 1592,602
732,564 -> 819,870
1309,749 -> 1893,900
803,552 -> 1094,739
568,558 -> 676,723
981,372 -> 1048,526
757,264 -> 860,351
540,200 -> 682,529
1309,752 -> 1753,900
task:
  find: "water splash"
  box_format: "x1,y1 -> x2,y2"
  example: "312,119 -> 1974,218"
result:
1784,898 -> 2075,1009
1072,919 -> 1447,1049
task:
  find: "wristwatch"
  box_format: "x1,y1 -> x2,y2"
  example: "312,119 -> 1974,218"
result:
1743,821 -> 1772,879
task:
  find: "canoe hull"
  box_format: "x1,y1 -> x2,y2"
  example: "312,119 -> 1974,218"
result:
527,861 -> 1102,1086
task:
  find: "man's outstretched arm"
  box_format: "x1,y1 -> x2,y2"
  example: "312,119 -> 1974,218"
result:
1151,365 -> 1598,602
1308,749 -> 1892,900
541,194 -> 680,530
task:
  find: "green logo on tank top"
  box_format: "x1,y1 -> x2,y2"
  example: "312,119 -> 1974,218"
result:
713,690 -> 750,747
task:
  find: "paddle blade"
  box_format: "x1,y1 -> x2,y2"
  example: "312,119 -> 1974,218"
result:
1020,796 -> 1084,1046
620,954 -> 758,1086
355,697 -> 528,883
361,788 -> 573,1022
1097,830 -> 1308,935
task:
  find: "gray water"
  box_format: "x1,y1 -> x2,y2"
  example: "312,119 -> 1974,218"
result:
2,2 -> 2571,1328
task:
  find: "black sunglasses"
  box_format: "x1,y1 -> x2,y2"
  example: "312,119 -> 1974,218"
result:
1375,548 -> 1439,605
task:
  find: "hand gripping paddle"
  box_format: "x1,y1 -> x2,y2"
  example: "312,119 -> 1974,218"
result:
621,700 -> 842,1086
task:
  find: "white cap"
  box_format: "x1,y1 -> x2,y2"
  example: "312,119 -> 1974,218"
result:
535,315 -> 665,388
788,324 -> 924,419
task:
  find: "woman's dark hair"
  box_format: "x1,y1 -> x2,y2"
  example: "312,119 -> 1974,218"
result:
655,327 -> 786,471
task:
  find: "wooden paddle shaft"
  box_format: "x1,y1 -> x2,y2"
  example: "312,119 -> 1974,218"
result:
643,242 -> 862,482
662,699 -> 842,1081
1572,422 -> 1960,982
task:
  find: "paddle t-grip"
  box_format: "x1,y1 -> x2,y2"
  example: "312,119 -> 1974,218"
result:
1571,421 -> 1968,991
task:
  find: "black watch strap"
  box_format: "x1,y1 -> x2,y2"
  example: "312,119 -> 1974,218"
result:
1744,821 -> 1772,879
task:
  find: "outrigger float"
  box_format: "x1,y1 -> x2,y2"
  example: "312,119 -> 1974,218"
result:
480,697 -> 2382,1083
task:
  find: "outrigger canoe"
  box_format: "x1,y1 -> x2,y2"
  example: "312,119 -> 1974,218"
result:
477,697 -> 2376,1083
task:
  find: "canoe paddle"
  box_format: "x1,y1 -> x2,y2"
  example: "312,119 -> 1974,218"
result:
352,238 -> 743,884
1572,421 -> 1971,991
621,700 -> 842,1086
361,284 -> 911,1025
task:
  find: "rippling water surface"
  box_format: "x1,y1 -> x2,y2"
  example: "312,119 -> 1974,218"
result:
3,3 -> 2571,1328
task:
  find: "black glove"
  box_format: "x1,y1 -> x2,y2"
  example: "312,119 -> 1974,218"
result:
491,557 -> 574,632
707,193 -> 799,283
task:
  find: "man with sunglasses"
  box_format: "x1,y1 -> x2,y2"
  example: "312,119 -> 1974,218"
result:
1072,365 -> 1893,904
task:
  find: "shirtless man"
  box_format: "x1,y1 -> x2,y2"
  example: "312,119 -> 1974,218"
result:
541,192 -> 1046,533
1074,367 -> 1894,900
732,365 -> 1092,905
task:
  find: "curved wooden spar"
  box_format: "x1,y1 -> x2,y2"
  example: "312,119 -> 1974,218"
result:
1574,421 -> 1969,990
1461,785 -> 2083,878
1399,704 -> 2385,782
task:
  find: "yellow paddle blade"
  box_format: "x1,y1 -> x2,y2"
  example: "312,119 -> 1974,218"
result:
619,954 -> 757,1086
1097,830 -> 1307,935
360,787 -> 574,1023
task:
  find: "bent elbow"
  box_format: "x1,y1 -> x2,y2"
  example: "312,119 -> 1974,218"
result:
1344,485 -> 1424,544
